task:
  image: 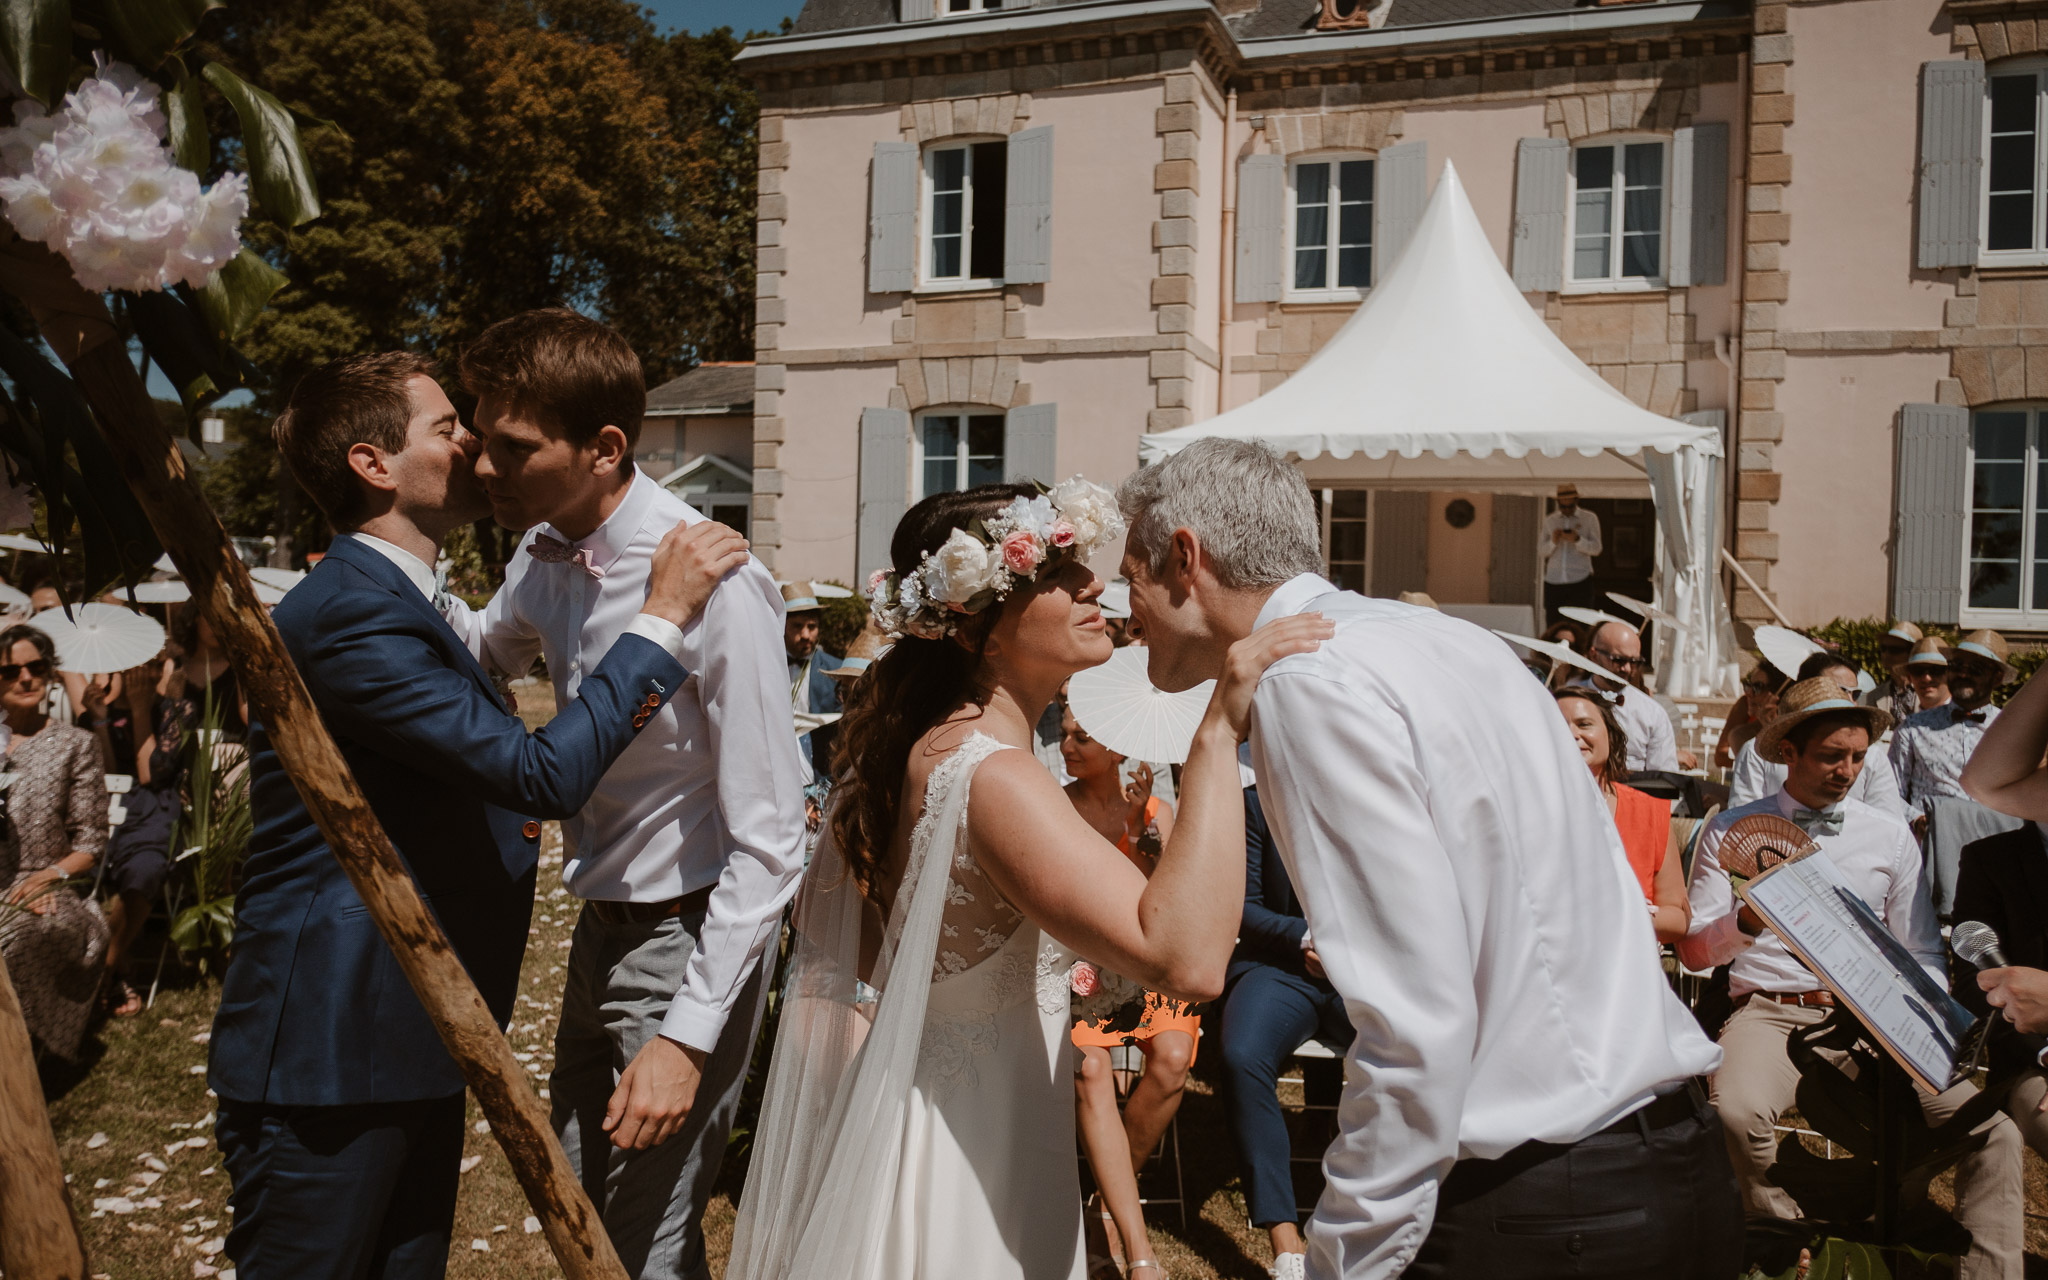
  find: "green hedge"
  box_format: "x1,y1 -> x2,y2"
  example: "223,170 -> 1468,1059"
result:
818,581 -> 868,658
1804,617 -> 2045,705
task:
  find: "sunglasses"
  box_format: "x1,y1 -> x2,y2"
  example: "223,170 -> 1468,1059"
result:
1591,648 -> 1648,670
1744,680 -> 1780,696
0,660 -> 52,682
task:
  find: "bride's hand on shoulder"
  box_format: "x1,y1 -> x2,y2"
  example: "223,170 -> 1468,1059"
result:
1210,613 -> 1335,740
642,521 -> 751,628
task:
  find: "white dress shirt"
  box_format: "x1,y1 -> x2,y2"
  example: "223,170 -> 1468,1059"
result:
1247,575 -> 1720,1280
1567,677 -> 1678,772
351,532 -> 438,601
1678,789 -> 1939,998
1728,738 -> 1909,821
447,470 -> 808,1051
1541,508 -> 1603,584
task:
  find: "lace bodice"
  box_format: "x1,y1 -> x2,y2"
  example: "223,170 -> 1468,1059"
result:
902,733 -> 1029,984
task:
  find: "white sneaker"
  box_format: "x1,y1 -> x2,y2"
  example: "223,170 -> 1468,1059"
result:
1271,1253 -> 1307,1280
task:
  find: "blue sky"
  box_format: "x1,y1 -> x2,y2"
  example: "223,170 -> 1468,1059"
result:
641,0 -> 806,34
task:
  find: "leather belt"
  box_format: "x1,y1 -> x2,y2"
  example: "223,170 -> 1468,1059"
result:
585,884 -> 714,926
1739,989 -> 1835,1010
1595,1077 -> 1709,1138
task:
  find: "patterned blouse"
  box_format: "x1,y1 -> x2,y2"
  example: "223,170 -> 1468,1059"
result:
0,722 -> 109,1059
1889,702 -> 2000,813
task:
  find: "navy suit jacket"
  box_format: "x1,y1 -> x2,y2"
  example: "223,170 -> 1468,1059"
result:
209,535 -> 685,1106
1949,824 -> 2048,1082
792,647 -> 844,775
1229,786 -> 1321,985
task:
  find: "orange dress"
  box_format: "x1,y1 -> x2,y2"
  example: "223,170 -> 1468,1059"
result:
1070,797 -> 1202,1062
1611,782 -> 1671,905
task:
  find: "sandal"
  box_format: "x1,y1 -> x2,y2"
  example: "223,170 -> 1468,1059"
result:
105,980 -> 143,1018
1128,1262 -> 1163,1275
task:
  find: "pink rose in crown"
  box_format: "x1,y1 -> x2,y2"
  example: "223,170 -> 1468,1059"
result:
1070,961 -> 1101,997
1000,530 -> 1044,575
1049,520 -> 1077,548
867,568 -> 890,593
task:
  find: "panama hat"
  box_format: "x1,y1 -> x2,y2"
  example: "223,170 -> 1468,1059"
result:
1397,590 -> 1439,610
1904,636 -> 1948,670
1556,482 -> 1579,498
1754,677 -> 1892,764
1882,620 -> 1925,646
1940,629 -> 2019,685
827,622 -> 889,682
780,581 -> 823,614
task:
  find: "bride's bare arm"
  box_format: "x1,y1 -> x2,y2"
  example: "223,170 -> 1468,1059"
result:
1962,664 -> 2048,818
967,615 -> 1332,1001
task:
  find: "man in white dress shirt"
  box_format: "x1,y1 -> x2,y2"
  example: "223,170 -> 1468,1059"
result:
1681,680 -> 2023,1279
1570,620 -> 1683,772
450,311 -> 807,1280
1117,440 -> 1734,1280
1542,481 -> 1602,623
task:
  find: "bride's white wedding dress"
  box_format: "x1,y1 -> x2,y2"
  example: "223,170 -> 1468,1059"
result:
728,732 -> 1086,1279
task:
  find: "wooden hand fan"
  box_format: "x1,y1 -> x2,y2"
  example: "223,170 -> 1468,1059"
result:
1718,814 -> 1818,880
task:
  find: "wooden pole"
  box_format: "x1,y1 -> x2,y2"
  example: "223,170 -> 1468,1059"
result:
0,244 -> 628,1279
1719,546 -> 1794,628
0,945 -> 89,1280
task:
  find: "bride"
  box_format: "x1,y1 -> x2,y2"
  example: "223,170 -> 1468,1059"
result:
727,479 -> 1329,1279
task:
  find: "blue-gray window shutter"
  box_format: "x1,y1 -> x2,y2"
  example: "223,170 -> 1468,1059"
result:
1003,403 -> 1057,486
1004,126 -> 1054,284
869,142 -> 919,293
900,0 -> 935,20
1668,123 -> 1728,287
1235,155 -> 1284,303
1918,61 -> 1984,270
1893,403 -> 1969,624
1489,494 -> 1538,605
1511,137 -> 1568,292
1373,141 -> 1428,275
858,407 -> 911,582
1370,490 -> 1429,597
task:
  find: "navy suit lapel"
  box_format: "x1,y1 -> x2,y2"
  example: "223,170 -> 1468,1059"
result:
322,537 -> 499,703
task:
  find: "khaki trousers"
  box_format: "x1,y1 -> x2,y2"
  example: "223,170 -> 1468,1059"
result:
1709,998 -> 2024,1280
2004,1066 -> 2048,1158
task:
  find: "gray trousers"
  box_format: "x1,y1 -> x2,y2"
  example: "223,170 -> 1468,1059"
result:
551,906 -> 771,1280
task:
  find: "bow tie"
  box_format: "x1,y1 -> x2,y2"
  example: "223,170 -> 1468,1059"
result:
530,533 -> 605,579
1792,807 -> 1844,838
432,563 -> 454,615
1953,707 -> 1988,725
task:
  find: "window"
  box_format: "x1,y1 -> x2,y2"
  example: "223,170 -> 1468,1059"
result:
1963,406 -> 2048,618
942,0 -> 1003,11
1318,489 -> 1370,592
917,411 -> 1005,498
925,140 -> 1007,285
1289,157 -> 1374,297
1986,63 -> 2048,260
1567,139 -> 1666,287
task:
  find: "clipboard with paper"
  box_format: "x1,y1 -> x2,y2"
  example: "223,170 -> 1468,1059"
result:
1726,815 -> 1989,1094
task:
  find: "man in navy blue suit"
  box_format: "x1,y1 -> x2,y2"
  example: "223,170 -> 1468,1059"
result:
207,351 -> 750,1280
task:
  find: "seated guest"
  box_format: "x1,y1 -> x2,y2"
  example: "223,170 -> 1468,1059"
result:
0,624 -> 110,1060
1062,708 -> 1189,1279
1216,782 -> 1349,1280
1715,656 -> 1785,769
1949,829 -> 2048,1159
1862,620 -> 1924,720
1906,637 -> 1951,713
1553,688 -> 1689,943
1730,653 -> 1907,819
1681,679 -> 2023,1278
1568,620 -> 1686,771
1894,630 -> 2024,915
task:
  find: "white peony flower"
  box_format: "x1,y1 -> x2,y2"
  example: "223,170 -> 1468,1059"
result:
925,528 -> 996,605
1049,478 -> 1121,551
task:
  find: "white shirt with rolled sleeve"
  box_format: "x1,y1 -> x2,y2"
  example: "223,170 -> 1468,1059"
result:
446,468 -> 807,1052
1541,507 -> 1602,584
1246,574 -> 1721,1280
1678,790 -> 1939,998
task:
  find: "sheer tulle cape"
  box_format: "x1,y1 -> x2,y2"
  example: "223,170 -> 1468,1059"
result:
726,736 -> 1005,1278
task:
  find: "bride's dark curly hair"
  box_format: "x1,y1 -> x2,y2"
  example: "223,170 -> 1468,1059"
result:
829,481 -> 1040,902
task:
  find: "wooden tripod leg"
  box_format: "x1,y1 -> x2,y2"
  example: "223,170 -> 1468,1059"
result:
0,945 -> 88,1280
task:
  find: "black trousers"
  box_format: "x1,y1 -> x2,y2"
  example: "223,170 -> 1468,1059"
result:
1544,576 -> 1600,624
1405,1085 -> 1742,1280
216,1092 -> 465,1280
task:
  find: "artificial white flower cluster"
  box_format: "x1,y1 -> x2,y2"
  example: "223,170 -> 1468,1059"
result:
0,58 -> 247,293
866,477 -> 1125,640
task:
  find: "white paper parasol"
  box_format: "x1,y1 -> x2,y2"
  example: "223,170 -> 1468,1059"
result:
1559,606 -> 1638,632
250,567 -> 306,594
128,580 -> 191,604
1066,646 -> 1213,764
1493,630 -> 1615,684
0,532 -> 46,553
1606,591 -> 1688,632
1754,624 -> 1823,682
0,583 -> 28,610
27,604 -> 166,673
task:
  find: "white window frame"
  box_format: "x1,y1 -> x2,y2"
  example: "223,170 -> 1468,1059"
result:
1960,401 -> 2048,627
911,407 -> 1007,501
1316,487 -> 1374,592
939,0 -> 1005,13
1981,57 -> 2048,268
1563,134 -> 1671,294
920,139 -> 1005,292
1284,152 -> 1376,304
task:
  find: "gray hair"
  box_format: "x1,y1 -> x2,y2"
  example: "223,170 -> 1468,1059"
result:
1116,438 -> 1323,588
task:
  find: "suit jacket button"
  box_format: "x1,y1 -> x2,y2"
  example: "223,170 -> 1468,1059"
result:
522,821 -> 541,840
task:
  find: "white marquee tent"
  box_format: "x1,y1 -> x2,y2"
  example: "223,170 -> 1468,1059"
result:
1138,162 -> 1735,697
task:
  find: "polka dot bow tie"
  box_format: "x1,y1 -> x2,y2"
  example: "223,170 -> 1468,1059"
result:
529,533 -> 605,579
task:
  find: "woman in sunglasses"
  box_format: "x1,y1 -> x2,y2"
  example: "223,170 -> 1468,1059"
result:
0,623 -> 110,1061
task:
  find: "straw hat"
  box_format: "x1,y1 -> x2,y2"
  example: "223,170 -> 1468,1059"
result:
780,581 -> 822,614
1904,636 -> 1948,670
1754,677 -> 1892,763
1882,620 -> 1925,646
827,622 -> 889,681
1556,482 -> 1579,499
1940,628 -> 2019,685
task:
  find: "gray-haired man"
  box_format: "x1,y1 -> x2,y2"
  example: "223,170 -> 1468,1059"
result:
1118,439 -> 1737,1280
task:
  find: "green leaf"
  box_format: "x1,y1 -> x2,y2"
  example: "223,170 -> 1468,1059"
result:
126,288 -> 231,407
166,65 -> 206,172
98,0 -> 217,69
200,62 -> 321,226
0,0 -> 71,107
193,248 -> 286,345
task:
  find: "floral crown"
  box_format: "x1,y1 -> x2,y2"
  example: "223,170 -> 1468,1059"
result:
867,477 -> 1125,641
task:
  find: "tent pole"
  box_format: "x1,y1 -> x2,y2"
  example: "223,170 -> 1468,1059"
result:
1719,546 -> 1792,628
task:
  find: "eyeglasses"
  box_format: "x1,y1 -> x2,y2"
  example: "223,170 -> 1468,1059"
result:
1591,647 -> 1648,670
1743,680 -> 1780,696
0,660 -> 53,682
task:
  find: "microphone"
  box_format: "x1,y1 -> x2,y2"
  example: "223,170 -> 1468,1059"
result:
1953,920 -> 2011,970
